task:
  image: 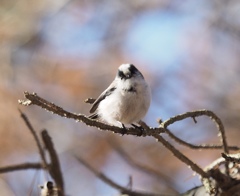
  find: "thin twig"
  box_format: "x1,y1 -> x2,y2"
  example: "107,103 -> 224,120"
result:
164,127 -> 239,150
204,157 -> 226,171
161,110 -> 230,176
222,153 -> 240,163
0,163 -> 42,173
19,109 -> 48,168
41,130 -> 64,196
84,98 -> 95,104
75,156 -> 175,196
161,110 -> 229,154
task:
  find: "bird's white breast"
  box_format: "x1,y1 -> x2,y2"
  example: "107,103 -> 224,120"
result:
97,77 -> 151,126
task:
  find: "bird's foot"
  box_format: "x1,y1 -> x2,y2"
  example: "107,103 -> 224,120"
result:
121,123 -> 127,136
131,124 -> 144,136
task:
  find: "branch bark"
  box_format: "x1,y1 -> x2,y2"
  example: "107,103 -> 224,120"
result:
18,91 -> 240,194
161,110 -> 229,154
41,130 -> 64,196
0,163 -> 42,173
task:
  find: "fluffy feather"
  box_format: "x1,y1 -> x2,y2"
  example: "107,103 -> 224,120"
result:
89,64 -> 151,127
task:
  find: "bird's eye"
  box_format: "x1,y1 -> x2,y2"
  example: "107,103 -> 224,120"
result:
126,74 -> 131,78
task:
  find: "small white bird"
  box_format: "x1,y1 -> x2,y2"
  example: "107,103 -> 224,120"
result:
89,64 -> 151,133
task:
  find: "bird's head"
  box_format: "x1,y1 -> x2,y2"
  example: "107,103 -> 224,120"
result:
117,64 -> 144,80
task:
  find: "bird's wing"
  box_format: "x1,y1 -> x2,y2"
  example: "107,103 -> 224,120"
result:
89,81 -> 116,113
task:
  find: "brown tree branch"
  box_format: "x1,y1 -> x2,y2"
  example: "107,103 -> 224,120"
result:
0,163 -> 42,173
18,91 -> 237,188
18,92 -> 240,151
84,98 -> 96,104
19,109 -> 48,168
160,110 -> 229,154
152,134 -> 209,178
222,153 -> 240,163
41,130 -> 64,196
163,127 -> 239,151
204,157 -> 225,171
18,92 -> 163,137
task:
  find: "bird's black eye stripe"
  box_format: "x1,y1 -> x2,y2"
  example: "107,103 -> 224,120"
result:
118,64 -> 143,80
118,70 -> 126,79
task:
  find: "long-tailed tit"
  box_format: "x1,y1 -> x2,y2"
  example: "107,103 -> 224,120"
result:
89,64 -> 151,132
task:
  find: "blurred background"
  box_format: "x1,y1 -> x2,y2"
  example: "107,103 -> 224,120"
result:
1,0 -> 240,195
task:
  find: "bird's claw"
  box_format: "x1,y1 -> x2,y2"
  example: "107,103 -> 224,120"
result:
131,124 -> 144,136
121,123 -> 127,136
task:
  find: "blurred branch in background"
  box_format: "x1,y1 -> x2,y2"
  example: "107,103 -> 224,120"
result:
75,156 -> 165,196
0,112 -> 64,196
19,110 -> 48,169
0,163 -> 42,174
109,140 -> 179,193
41,130 -> 64,196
